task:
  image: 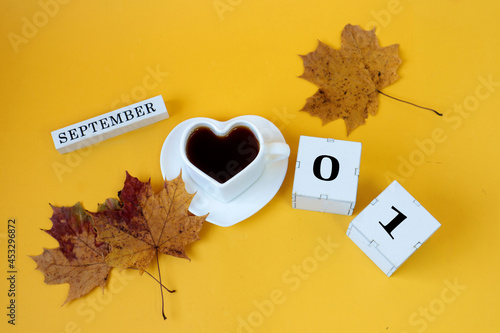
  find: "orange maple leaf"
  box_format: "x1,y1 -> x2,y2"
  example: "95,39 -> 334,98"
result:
299,24 -> 402,135
90,172 -> 206,272
90,172 -> 207,319
30,203 -> 112,305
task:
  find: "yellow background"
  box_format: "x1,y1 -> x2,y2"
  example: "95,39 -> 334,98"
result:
1,0 -> 499,332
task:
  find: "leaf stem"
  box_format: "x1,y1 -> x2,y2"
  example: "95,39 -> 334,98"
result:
143,270 -> 176,293
156,250 -> 167,320
128,268 -> 176,293
377,90 -> 443,116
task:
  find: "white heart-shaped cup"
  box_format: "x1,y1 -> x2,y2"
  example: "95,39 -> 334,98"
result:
180,117 -> 290,203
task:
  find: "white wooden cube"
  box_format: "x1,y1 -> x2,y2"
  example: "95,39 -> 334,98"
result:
346,181 -> 441,276
292,136 -> 362,215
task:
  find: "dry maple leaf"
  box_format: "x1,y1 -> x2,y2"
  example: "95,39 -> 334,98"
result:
299,24 -> 402,135
90,172 -> 206,272
31,203 -> 112,305
89,172 -> 207,319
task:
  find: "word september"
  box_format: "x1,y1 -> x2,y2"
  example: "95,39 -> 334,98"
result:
51,95 -> 169,153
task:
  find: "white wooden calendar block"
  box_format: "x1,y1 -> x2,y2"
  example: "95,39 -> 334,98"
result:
51,95 -> 169,154
292,136 -> 361,215
346,181 -> 441,277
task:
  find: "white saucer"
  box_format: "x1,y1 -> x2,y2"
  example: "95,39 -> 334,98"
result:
160,115 -> 289,227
